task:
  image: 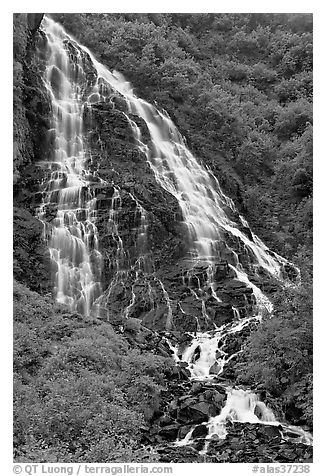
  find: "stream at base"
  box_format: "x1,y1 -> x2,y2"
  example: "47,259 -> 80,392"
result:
165,309 -> 312,450
40,16 -> 312,457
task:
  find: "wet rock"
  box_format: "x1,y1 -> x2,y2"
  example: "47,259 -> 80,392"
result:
192,424 -> 208,439
178,361 -> 189,368
257,425 -> 283,440
158,424 -> 180,441
190,382 -> 203,394
206,301 -> 234,326
179,401 -> 218,424
204,422 -> 313,463
178,425 -> 193,439
212,391 -> 226,406
214,261 -> 234,281
179,367 -> 192,380
212,384 -> 228,395
200,389 -> 213,400
159,415 -> 175,427
209,362 -> 221,375
179,396 -> 198,409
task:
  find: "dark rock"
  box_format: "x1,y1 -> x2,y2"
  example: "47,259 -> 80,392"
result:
204,422 -> 312,463
178,425 -> 193,440
206,301 -> 234,326
179,396 -> 198,409
192,424 -> 208,439
13,207 -> 52,293
179,361 -> 189,368
214,261 -> 234,281
212,391 -> 226,406
159,415 -> 175,427
179,401 -> 218,424
209,362 -> 221,375
179,367 -> 192,380
158,445 -> 205,463
158,424 -> 180,441
141,306 -> 168,331
190,382 -> 203,394
257,425 -> 283,440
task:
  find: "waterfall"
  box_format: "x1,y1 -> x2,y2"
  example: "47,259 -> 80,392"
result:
38,17 -> 311,449
39,18 -> 102,315
176,388 -> 312,448
204,388 -> 278,442
77,41 -> 301,318
41,16 -> 299,316
172,314 -> 261,380
83,61 -> 298,279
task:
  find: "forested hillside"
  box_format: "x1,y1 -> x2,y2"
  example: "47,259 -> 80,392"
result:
13,13 -> 313,463
52,13 -> 313,261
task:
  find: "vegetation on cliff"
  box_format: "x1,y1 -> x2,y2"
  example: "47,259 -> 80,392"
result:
52,13 -> 313,259
14,281 -> 174,462
49,10 -> 315,429
13,13 -> 313,462
235,282 -> 313,428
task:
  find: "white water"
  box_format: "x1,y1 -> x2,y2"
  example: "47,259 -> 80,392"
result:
107,186 -> 126,272
172,314 -> 261,380
157,279 -> 173,331
171,313 -> 312,447
40,17 -> 310,448
176,388 -> 312,448
84,57 -> 296,286
205,388 -> 277,442
39,18 -> 102,315
42,18 -> 298,314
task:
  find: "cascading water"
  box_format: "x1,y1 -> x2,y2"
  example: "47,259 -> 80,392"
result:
39,18 -> 102,315
176,388 -> 312,449
39,17 -> 311,452
81,53 -> 310,446
83,53 -> 302,320
83,61 -> 295,278
124,193 -> 153,319
174,314 -> 262,380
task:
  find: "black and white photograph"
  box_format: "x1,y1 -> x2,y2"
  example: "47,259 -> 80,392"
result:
12,4 -> 315,470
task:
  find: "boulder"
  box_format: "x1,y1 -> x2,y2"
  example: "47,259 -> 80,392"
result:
192,424 -> 208,439
159,415 -> 175,427
257,425 -> 283,440
179,401 -> 218,424
179,396 -> 198,409
178,425 -> 194,440
190,382 -> 203,395
209,362 -> 221,375
158,424 -> 180,441
212,391 -> 226,406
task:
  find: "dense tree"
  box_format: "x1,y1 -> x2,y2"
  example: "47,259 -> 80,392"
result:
13,282 -> 174,462
235,283 -> 313,428
49,14 -> 312,251
50,12 -> 313,260
13,13 -> 313,460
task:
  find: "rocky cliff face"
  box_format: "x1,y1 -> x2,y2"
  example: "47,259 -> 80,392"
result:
13,19 -> 278,333
13,16 -> 312,464
13,14 -> 52,293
